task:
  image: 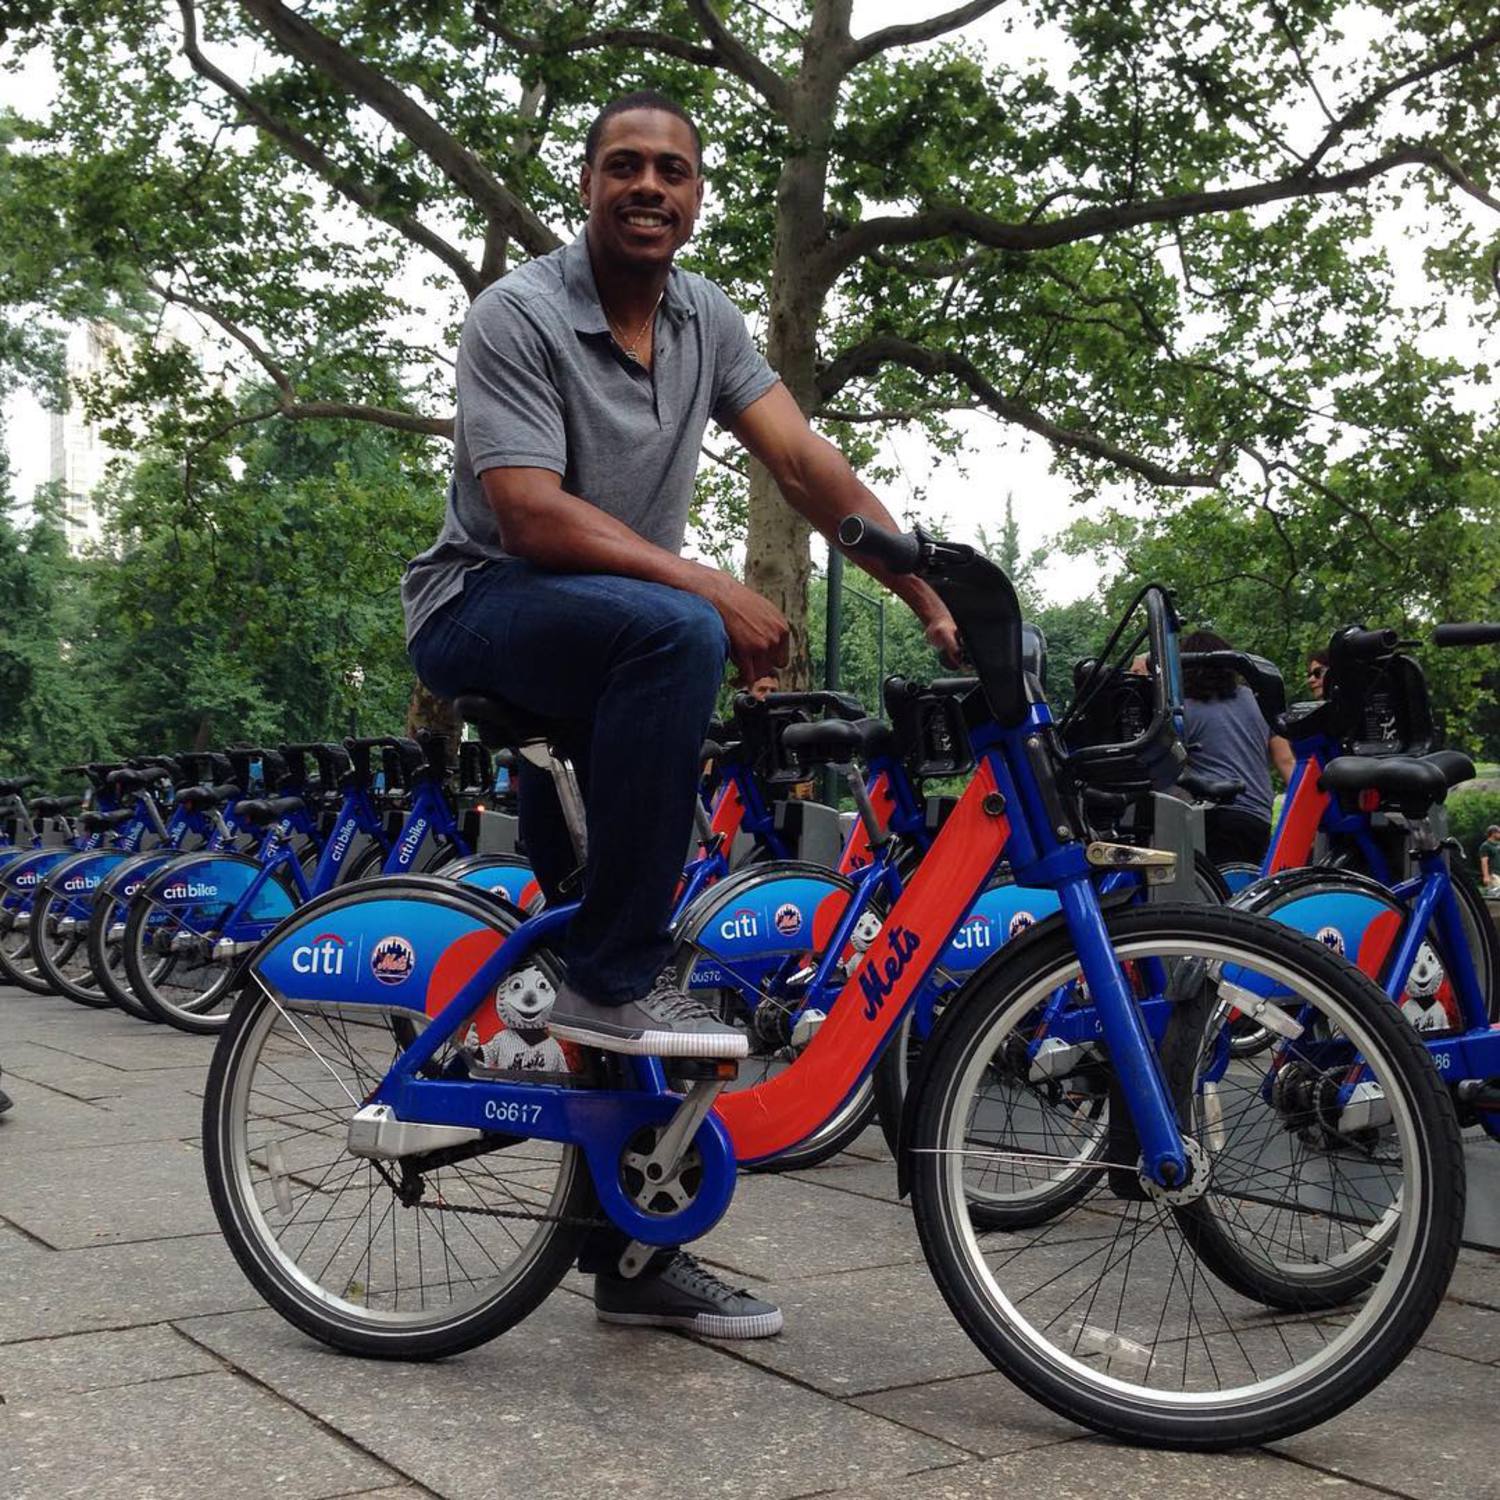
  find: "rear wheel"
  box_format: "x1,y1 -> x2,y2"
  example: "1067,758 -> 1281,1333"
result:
85,895 -> 157,1020
121,892 -> 246,1034
668,868 -> 878,1171
29,886 -> 111,1008
202,960 -> 593,1357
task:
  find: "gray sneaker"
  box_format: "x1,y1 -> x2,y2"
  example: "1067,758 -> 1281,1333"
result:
549,976 -> 749,1059
594,1252 -> 783,1339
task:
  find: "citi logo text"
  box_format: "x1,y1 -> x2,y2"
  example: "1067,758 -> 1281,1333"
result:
163,881 -> 218,900
291,933 -> 346,975
949,915 -> 992,952
718,907 -> 759,941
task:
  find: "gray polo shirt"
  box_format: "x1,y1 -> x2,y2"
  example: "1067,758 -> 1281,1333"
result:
402,233 -> 778,644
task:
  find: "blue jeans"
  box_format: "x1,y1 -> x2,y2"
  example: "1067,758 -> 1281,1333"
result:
409,559 -> 728,1006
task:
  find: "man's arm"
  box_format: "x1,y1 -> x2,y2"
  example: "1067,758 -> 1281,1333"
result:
1269,734 -> 1295,783
481,467 -> 788,684
729,384 -> 962,663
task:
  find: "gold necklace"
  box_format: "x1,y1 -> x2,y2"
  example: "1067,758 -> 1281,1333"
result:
603,290 -> 664,364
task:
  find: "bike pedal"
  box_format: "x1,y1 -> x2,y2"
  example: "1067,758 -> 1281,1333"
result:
665,1058 -> 740,1083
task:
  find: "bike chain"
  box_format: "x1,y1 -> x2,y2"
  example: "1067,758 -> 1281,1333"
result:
377,1157 -> 610,1230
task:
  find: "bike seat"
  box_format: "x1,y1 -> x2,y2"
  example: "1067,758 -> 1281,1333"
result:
1422,749 -> 1476,789
454,694 -> 581,751
176,782 -> 241,811
0,777 -> 38,796
781,716 -> 898,765
30,795 -> 83,816
234,795 -> 306,827
80,808 -> 135,832
1177,769 -> 1245,805
108,768 -> 160,793
1319,755 -> 1451,815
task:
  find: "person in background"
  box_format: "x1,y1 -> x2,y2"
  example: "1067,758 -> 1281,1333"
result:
1306,648 -> 1330,701
1479,824 -> 1500,890
1179,629 -> 1294,865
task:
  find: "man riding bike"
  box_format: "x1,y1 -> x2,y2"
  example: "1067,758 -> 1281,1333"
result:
403,91 -> 957,1339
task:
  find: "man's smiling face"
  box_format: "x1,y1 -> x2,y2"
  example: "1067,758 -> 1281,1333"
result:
581,108 -> 703,272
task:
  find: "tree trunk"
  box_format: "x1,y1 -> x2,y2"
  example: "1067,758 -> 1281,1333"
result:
406,677 -> 460,750
743,1 -> 849,689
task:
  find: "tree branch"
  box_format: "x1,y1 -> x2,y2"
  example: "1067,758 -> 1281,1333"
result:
683,0 -> 792,113
237,0 -> 561,258
846,0 -> 1007,67
819,145 -> 1500,281
146,275 -> 453,438
818,398 -> 982,424
178,0 -> 482,297
1266,0 -> 1337,125
817,335 -> 1233,487
1301,22 -> 1500,175
474,6 -> 720,68
1238,443 -> 1401,563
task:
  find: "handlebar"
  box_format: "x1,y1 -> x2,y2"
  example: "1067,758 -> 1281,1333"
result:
749,689 -> 867,720
1433,622 -> 1500,647
839,517 -> 1028,728
1332,625 -> 1399,660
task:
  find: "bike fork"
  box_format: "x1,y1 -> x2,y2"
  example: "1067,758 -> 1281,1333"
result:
1059,877 -> 1190,1188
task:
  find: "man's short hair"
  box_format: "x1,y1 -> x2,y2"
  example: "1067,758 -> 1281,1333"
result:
584,91 -> 703,170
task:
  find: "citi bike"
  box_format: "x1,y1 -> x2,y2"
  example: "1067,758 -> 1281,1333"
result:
29,752 -> 246,1010
1226,624 -> 1500,1158
0,762 -> 140,993
120,734 -> 551,1033
203,520 -> 1462,1449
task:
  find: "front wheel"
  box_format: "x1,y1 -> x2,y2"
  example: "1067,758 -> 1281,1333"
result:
0,910 -> 52,995
909,903 -> 1462,1449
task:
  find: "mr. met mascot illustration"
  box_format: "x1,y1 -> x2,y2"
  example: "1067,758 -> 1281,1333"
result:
467,965 -> 568,1073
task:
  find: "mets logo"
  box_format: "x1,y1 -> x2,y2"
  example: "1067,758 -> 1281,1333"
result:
1314,925 -> 1346,955
370,935 -> 416,985
859,924 -> 922,1022
773,902 -> 803,938
1008,910 -> 1036,940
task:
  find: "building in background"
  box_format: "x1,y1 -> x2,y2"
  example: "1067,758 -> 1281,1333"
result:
47,321 -> 128,552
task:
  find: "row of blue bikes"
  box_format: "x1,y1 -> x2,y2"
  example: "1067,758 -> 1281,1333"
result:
3,550 -> 1497,1450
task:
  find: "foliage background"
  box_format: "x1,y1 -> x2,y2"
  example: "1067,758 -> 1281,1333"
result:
0,1 -> 1497,781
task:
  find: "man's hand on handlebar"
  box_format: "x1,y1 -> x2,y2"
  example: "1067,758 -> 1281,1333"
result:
702,571 -> 791,687
924,609 -> 964,669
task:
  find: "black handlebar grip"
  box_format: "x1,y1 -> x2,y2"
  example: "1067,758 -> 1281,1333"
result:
837,516 -> 922,575
1342,626 -> 1399,658
1433,622 -> 1500,647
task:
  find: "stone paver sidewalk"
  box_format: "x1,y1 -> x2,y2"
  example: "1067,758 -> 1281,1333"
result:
3,983 -> 1497,1500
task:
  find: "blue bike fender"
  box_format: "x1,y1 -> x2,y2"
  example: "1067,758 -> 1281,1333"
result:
41,849 -> 130,901
95,850 -> 176,902
140,852 -> 295,923
677,869 -> 852,959
445,854 -> 540,911
939,882 -> 1063,975
251,879 -> 519,1019
2,848 -> 75,902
